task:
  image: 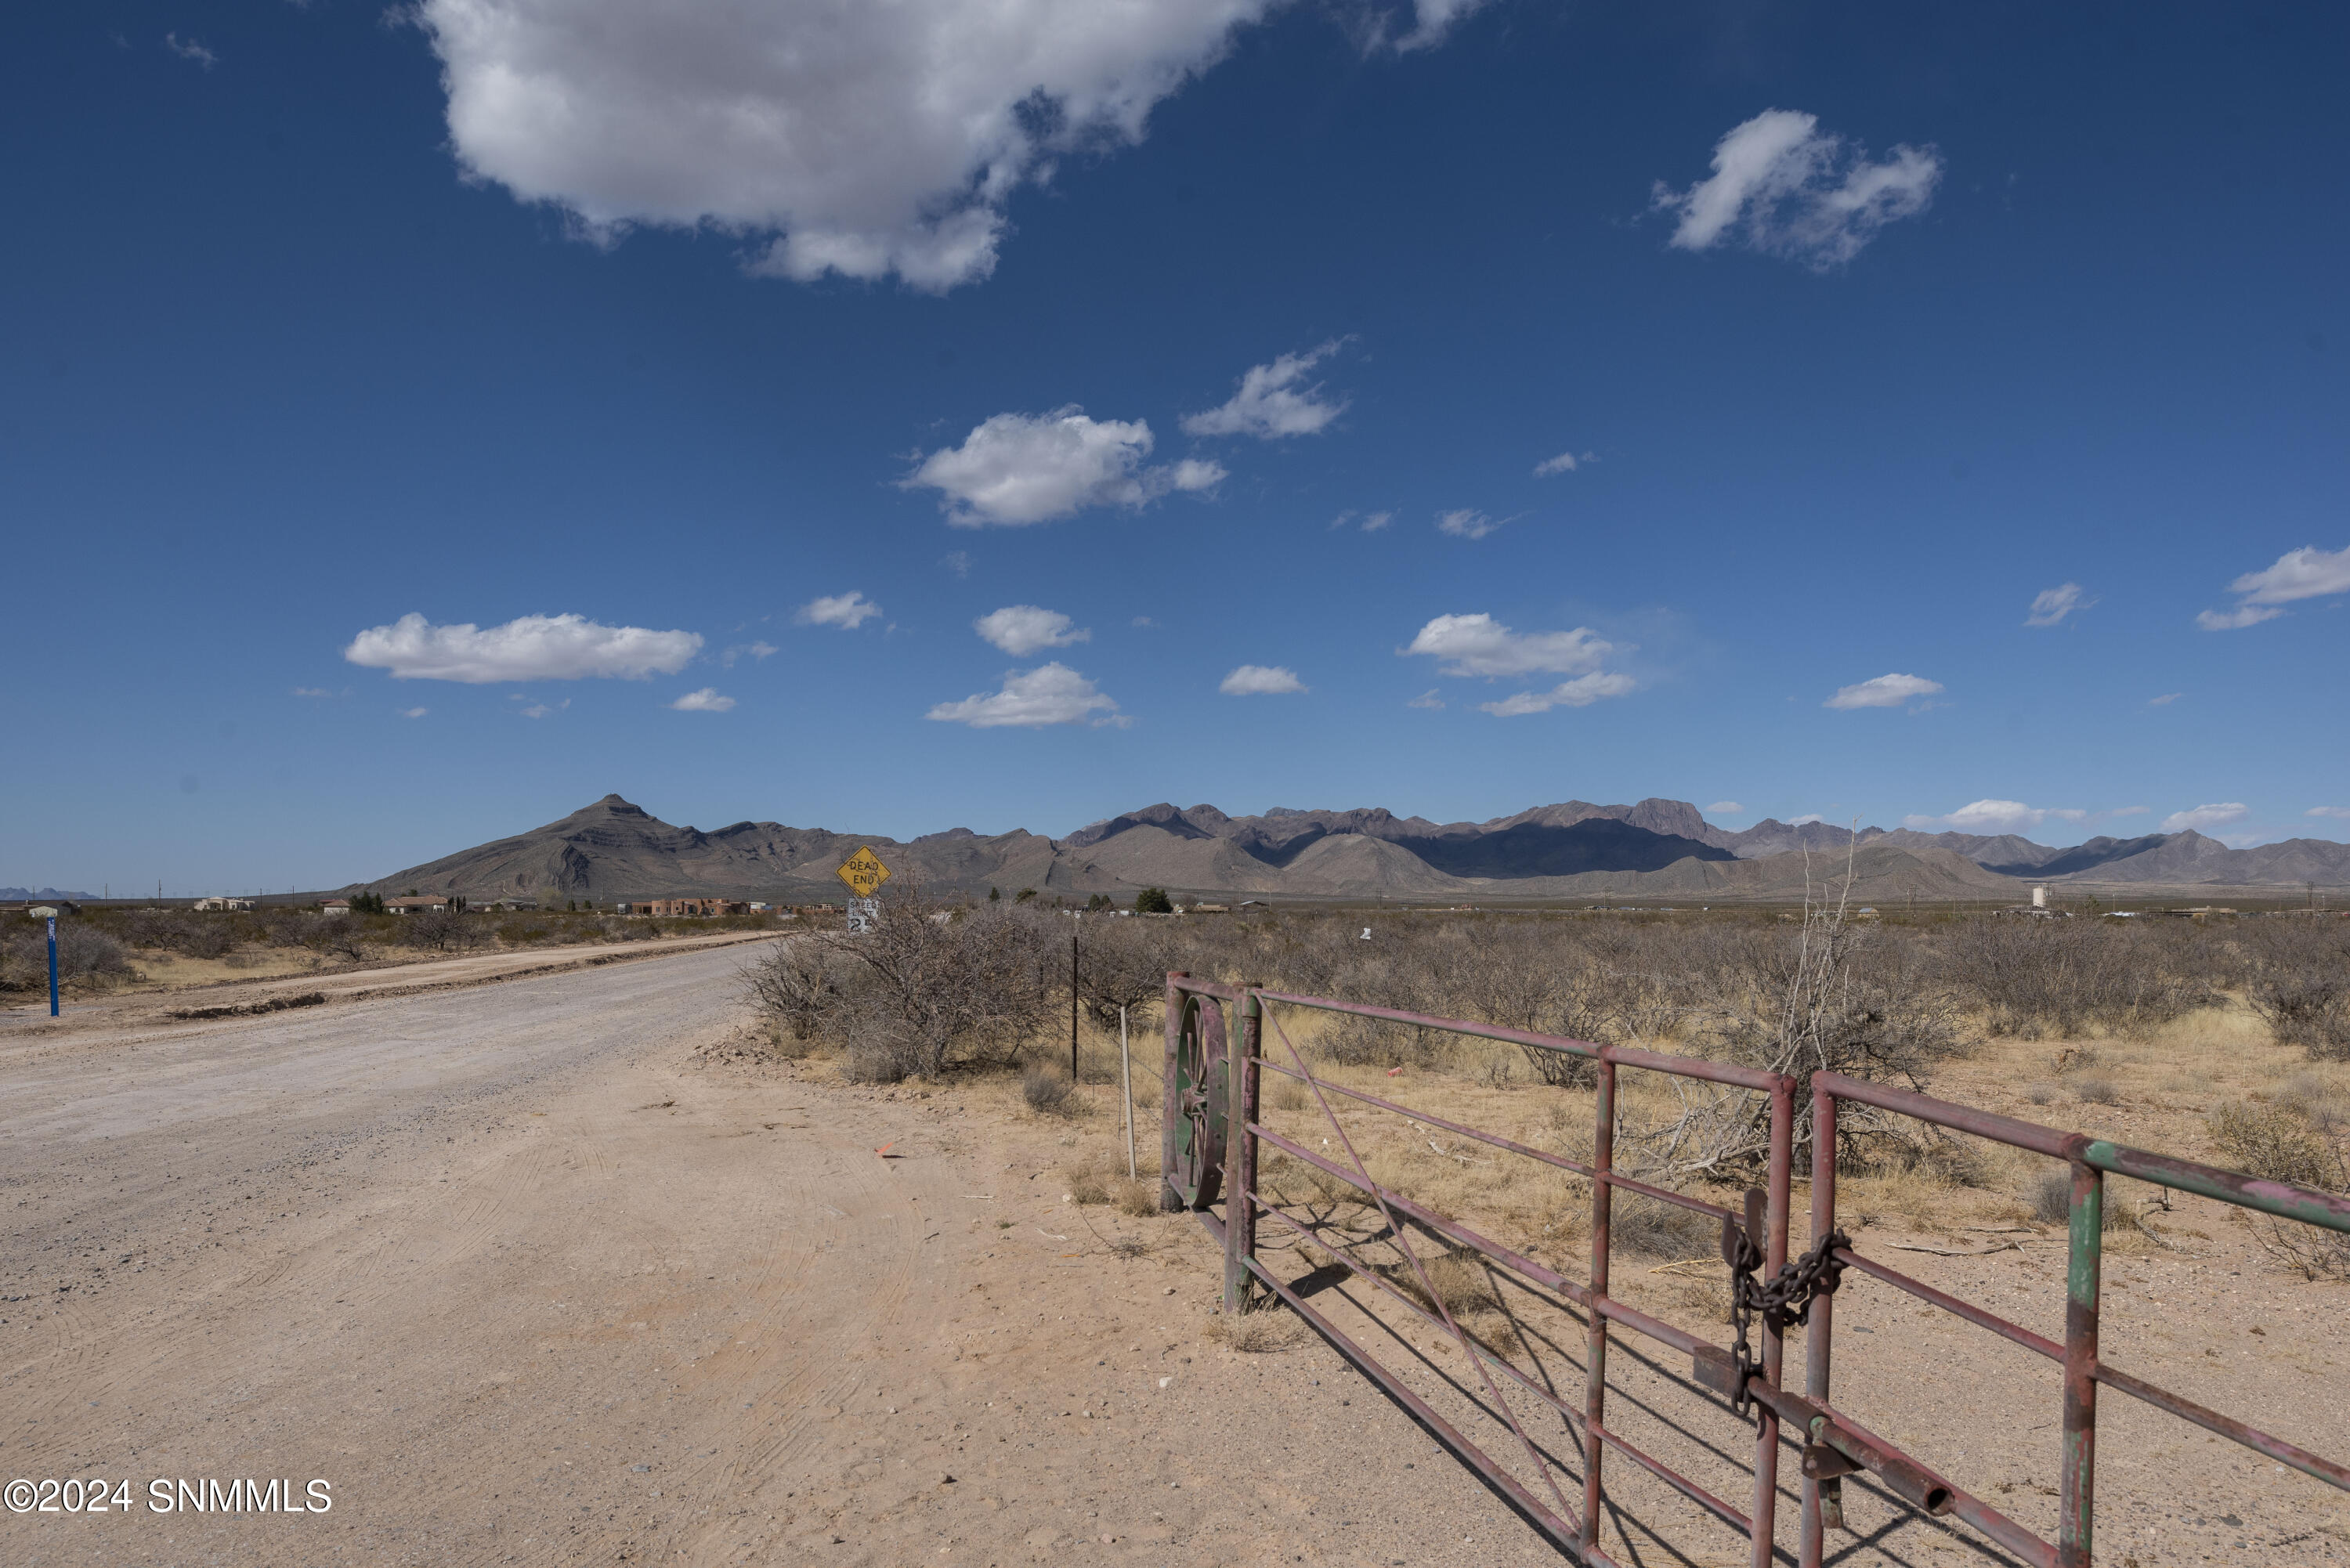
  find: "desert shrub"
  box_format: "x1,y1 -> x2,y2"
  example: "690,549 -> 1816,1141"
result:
401,906 -> 486,952
121,909 -> 236,959
299,915 -> 369,963
2207,1100 -> 2344,1190
2072,1076 -> 2122,1105
1073,916 -> 1179,1031
1609,1194 -> 1721,1260
1022,1065 -> 1075,1116
1,920 -> 136,992
2026,1168 -> 2072,1225
2248,974 -> 2350,1060
795,889 -> 1054,1082
740,940 -> 844,1042
1940,918 -> 2202,1039
1114,1178 -> 1160,1217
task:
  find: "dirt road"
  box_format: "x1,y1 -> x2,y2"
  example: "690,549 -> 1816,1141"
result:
0,943 -> 1534,1567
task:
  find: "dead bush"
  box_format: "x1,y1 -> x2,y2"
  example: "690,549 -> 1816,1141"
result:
0,920 -> 136,992
2249,974 -> 2350,1061
1610,1194 -> 1720,1260
1022,1066 -> 1075,1117
402,906 -> 486,952
2208,1100 -> 2344,1190
1941,918 -> 2204,1039
1073,917 -> 1179,1032
1113,1178 -> 1160,1217
1386,1248 -> 1506,1317
1207,1309 -> 1307,1353
739,940 -> 844,1042
2072,1076 -> 2122,1106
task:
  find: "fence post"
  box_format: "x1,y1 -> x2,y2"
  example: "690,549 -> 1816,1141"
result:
1751,1073 -> 1795,1568
1159,973 -> 1188,1212
1581,1053 -> 1616,1557
1800,1086 -> 1842,1566
1224,987 -> 1262,1313
2059,1155 -> 2102,1568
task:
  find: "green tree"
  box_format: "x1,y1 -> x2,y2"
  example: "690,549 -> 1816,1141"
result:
1014,888 -> 1038,905
1133,887 -> 1173,915
1086,892 -> 1113,911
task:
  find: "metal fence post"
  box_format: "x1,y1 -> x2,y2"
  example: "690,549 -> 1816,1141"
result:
1581,1053 -> 1617,1557
48,915 -> 60,1017
1225,987 -> 1262,1313
2059,1155 -> 2102,1568
1160,973 -> 1188,1212
1800,1085 -> 1841,1567
1752,1073 -> 1795,1568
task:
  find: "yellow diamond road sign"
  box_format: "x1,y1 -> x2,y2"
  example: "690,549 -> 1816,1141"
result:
835,846 -> 891,898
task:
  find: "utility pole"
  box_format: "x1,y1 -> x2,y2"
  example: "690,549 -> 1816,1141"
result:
1070,923 -> 1080,1082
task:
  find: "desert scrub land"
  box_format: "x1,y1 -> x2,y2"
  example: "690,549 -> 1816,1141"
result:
0,901 -> 792,999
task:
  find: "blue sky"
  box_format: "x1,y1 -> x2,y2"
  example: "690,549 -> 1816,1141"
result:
5,2 -> 2346,894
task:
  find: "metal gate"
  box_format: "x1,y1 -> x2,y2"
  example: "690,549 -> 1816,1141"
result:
1159,971 -> 2350,1566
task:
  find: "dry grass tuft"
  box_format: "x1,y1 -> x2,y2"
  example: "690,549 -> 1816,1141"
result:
1022,1066 -> 1076,1118
1113,1178 -> 1161,1217
1206,1309 -> 1307,1353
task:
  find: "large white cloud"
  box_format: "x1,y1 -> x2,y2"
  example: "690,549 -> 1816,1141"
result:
418,0 -> 1292,291
1219,664 -> 1306,695
344,612 -> 701,683
1652,109 -> 1941,270
1181,342 -> 1347,439
1900,800 -> 2088,834
903,407 -> 1224,526
1404,613 -> 1614,677
1824,673 -> 1943,710
974,605 -> 1090,656
2196,544 -> 2350,630
926,662 -> 1123,728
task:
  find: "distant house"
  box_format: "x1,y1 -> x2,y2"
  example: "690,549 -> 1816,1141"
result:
382,895 -> 454,915
625,897 -> 747,917
191,897 -> 255,912
319,898 -> 352,916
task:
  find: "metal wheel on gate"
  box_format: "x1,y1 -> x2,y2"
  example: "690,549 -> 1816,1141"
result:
1166,991 -> 1226,1209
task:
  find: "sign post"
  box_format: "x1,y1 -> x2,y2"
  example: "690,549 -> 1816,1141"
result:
47,915 -> 60,1017
834,846 -> 891,934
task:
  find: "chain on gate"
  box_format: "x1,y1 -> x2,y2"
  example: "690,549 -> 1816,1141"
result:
1720,1187 -> 1850,1427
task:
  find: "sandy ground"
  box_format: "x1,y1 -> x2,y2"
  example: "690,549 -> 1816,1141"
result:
4,945 -> 2345,1567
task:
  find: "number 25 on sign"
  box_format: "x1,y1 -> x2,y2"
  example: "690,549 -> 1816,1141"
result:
835,846 -> 891,899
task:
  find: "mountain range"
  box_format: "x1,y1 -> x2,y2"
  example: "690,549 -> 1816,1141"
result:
353,796 -> 2350,905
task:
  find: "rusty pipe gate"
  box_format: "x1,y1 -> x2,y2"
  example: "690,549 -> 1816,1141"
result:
1159,971 -> 2350,1566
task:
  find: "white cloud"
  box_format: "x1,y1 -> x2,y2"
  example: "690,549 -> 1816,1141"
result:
939,551 -> 972,578
1532,451 -> 1593,478
291,687 -> 332,698
2025,582 -> 2092,627
1436,508 -> 1506,540
2148,692 -> 2182,706
1386,0 -> 1491,51
1900,800 -> 2088,834
1361,511 -> 1394,532
1824,673 -> 1943,710
1707,801 -> 1744,815
2161,802 -> 2247,833
520,703 -> 552,718
2195,604 -> 2283,631
1131,616 -> 1155,628
1219,664 -> 1307,695
345,612 -> 701,684
1788,813 -> 1828,826
1180,342 -> 1347,439
1652,109 -> 1941,271
417,0 -> 1286,292
2308,807 -> 2350,821
1403,613 -> 1616,677
1478,673 -> 1636,716
670,687 -> 736,712
721,641 -> 779,667
1407,689 -> 1444,710
164,33 -> 217,69
903,406 -> 1221,526
925,662 -> 1123,728
400,706 -> 429,719
974,605 -> 1090,657
2197,544 -> 2350,629
795,592 -> 882,630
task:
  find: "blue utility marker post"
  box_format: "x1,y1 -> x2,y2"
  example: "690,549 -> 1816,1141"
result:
48,916 -> 60,1017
